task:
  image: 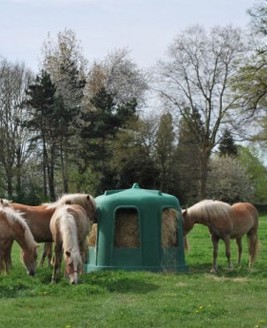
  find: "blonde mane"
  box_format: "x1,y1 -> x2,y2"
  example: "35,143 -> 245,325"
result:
0,206 -> 37,250
187,199 -> 232,225
46,193 -> 96,211
58,207 -> 80,254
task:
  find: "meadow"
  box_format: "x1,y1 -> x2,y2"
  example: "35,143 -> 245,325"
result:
1,215 -> 267,328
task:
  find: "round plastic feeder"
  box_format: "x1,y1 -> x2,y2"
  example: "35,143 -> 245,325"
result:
84,183 -> 187,272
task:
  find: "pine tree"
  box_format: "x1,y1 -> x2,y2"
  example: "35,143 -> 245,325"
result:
218,129 -> 238,157
24,70 -> 57,200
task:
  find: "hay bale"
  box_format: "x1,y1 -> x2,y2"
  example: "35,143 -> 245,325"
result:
114,209 -> 140,248
87,208 -> 181,249
88,223 -> 98,246
161,208 -> 178,248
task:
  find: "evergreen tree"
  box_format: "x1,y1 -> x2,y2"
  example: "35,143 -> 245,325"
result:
218,129 -> 238,157
80,87 -> 138,193
155,112 -> 176,193
175,108 -> 203,204
24,70 -> 57,200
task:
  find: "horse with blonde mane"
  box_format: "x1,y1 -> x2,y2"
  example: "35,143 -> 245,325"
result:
50,203 -> 93,284
182,200 -> 259,272
2,194 -> 97,268
0,200 -> 38,275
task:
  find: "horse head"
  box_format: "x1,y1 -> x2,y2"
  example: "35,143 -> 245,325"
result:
21,244 -> 38,276
181,208 -> 194,235
61,193 -> 97,224
64,249 -> 83,284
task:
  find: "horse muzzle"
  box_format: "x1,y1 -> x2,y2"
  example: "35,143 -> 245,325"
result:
28,270 -> 36,277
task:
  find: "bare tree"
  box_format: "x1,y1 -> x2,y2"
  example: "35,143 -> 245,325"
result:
0,58 -> 33,198
154,25 -> 247,199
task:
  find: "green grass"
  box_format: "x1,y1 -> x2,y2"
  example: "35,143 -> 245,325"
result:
1,216 -> 267,328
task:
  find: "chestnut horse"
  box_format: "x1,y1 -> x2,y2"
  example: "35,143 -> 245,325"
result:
182,200 -> 259,272
2,194 -> 97,268
0,200 -> 38,275
50,203 -> 92,284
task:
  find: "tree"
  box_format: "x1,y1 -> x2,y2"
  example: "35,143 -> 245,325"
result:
218,129 -> 238,157
24,70 -> 57,200
238,146 -> 267,203
175,108 -> 203,205
110,116 -> 159,190
154,25 -> 247,199
206,155 -> 253,203
41,29 -> 87,193
154,112 -> 176,192
231,1 -> 267,143
80,49 -> 148,193
0,58 -> 33,199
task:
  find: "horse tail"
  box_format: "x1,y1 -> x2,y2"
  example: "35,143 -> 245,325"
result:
183,236 -> 190,252
248,229 -> 259,266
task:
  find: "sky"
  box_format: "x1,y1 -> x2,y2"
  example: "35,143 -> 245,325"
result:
0,0 -> 257,73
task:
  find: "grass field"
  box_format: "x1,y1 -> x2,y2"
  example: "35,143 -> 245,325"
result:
1,216 -> 267,328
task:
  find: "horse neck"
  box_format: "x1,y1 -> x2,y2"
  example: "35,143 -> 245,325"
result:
189,212 -> 209,226
13,220 -> 35,252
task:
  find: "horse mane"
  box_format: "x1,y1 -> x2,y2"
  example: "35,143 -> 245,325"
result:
57,207 -> 82,264
0,205 -> 37,249
45,193 -> 96,211
0,198 -> 12,206
187,199 -> 232,225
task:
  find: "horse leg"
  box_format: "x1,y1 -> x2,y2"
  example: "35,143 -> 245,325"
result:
223,236 -> 232,270
3,240 -> 13,272
248,230 -> 259,267
210,233 -> 219,273
0,250 -> 6,274
51,243 -> 62,283
236,237 -> 242,267
39,242 -> 53,267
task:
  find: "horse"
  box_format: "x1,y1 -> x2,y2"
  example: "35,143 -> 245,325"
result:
0,200 -> 38,275
182,200 -> 259,272
49,203 -> 92,284
2,194 -> 97,268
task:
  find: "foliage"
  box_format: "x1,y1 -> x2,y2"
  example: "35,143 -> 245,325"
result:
238,146 -> 267,203
206,155 -> 253,203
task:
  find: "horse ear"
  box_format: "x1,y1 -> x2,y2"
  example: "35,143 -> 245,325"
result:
65,250 -> 71,257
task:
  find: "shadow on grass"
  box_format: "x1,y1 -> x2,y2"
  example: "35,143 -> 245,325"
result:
186,261 -> 267,279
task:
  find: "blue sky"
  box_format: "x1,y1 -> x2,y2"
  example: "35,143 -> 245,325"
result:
0,0 -> 256,73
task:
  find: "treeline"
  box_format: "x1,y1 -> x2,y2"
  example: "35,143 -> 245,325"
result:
1,1 -> 267,205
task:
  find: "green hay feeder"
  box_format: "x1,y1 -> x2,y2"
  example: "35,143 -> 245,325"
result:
84,183 -> 187,272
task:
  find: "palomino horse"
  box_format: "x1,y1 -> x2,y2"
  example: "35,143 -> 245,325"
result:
182,200 -> 259,272
2,194 -> 97,268
0,200 -> 38,275
50,203 -> 92,284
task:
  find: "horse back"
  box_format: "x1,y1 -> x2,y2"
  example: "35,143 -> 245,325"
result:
10,203 -> 55,242
231,202 -> 259,237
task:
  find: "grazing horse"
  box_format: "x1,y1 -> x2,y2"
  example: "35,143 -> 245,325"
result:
2,194 -> 97,268
0,201 -> 38,275
50,203 -> 92,284
182,200 -> 259,272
